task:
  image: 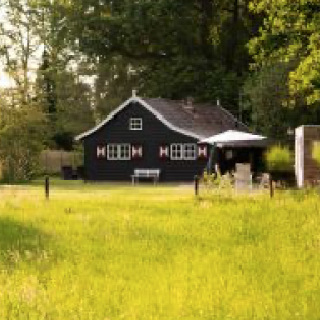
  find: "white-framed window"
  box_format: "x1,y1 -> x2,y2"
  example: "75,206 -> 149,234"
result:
107,144 -> 118,160
184,144 -> 197,160
170,143 -> 197,160
130,118 -> 143,130
107,144 -> 131,160
119,144 -> 131,159
171,144 -> 184,160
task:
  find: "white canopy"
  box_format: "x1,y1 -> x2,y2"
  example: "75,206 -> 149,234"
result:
201,130 -> 267,146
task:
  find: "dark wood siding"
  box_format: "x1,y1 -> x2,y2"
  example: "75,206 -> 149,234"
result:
302,127 -> 320,185
82,102 -> 207,181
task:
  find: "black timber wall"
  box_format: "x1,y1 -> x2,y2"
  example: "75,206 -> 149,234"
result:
82,102 -> 208,181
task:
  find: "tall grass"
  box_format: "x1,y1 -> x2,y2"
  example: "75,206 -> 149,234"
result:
0,182 -> 319,319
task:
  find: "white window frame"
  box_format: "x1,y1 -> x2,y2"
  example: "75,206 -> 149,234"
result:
107,144 -> 118,160
107,144 -> 131,160
170,143 -> 197,160
184,144 -> 197,160
170,144 -> 184,160
130,118 -> 143,131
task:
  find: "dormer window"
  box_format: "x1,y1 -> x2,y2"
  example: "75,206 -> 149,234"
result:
130,118 -> 143,130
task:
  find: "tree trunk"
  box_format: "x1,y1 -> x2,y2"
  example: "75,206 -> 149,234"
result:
199,0 -> 214,60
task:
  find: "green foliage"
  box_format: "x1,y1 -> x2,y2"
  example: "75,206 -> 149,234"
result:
249,0 -> 320,105
243,61 -> 320,140
91,56 -> 142,118
312,141 -> 320,166
60,0 -> 258,107
202,170 -> 234,196
266,145 -> 293,172
0,102 -> 47,183
0,183 -> 320,318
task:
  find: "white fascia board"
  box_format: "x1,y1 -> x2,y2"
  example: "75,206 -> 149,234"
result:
75,96 -> 203,141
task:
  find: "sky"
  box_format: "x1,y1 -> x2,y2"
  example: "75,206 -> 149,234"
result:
0,70 -> 14,88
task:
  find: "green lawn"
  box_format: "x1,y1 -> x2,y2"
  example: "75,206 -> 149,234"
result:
0,181 -> 319,319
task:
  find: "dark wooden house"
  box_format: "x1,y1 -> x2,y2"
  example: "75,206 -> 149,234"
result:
75,94 -> 248,181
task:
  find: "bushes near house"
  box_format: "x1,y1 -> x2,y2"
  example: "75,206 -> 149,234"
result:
265,145 -> 295,186
312,141 -> 320,166
266,145 -> 293,172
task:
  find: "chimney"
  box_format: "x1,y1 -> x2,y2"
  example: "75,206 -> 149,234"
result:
184,96 -> 195,112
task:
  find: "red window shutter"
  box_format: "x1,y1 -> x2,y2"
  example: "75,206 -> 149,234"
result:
198,144 -> 208,159
159,145 -> 169,159
97,145 -> 106,159
132,145 -> 143,158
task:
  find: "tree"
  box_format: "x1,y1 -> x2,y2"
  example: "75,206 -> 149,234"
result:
33,0 -> 95,149
0,0 -> 41,104
243,61 -> 320,140
89,56 -> 142,119
53,70 -> 95,150
249,0 -> 320,105
0,89 -> 47,182
59,0 -> 261,109
0,1 -> 48,182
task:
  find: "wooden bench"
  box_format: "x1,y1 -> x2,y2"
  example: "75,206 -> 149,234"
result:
131,169 -> 160,185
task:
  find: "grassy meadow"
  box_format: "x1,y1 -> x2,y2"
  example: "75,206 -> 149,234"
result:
0,181 -> 319,319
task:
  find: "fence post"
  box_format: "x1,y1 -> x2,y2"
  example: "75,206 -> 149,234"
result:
45,176 -> 50,200
269,178 -> 274,198
195,175 -> 199,197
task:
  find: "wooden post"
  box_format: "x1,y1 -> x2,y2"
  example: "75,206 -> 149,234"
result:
195,175 -> 199,196
45,176 -> 50,200
269,178 -> 274,198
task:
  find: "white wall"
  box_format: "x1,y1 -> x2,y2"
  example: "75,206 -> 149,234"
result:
295,127 -> 304,188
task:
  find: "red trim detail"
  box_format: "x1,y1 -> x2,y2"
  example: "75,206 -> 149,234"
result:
198,144 -> 208,159
159,145 -> 169,159
97,145 -> 106,159
132,145 -> 143,159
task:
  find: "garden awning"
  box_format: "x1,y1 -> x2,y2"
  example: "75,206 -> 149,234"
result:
201,130 -> 268,148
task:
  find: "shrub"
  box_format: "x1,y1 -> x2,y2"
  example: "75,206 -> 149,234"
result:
201,170 -> 234,196
0,104 -> 47,183
266,145 -> 293,172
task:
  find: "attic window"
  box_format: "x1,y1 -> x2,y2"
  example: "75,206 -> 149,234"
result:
130,118 -> 143,130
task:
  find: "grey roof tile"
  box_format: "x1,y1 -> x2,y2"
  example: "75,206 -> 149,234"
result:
144,98 -> 248,138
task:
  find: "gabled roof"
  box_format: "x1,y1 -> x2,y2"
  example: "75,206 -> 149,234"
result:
75,96 -> 248,141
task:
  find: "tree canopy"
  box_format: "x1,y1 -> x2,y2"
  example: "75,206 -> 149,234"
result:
249,0 -> 320,105
61,0 -> 260,108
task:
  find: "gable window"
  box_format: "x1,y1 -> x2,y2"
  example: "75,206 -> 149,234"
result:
170,143 -> 197,160
130,118 -> 143,130
107,144 -> 131,160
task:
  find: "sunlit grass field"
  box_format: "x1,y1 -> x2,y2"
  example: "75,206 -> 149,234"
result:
0,181 -> 319,319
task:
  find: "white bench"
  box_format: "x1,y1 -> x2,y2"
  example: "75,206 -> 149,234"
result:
131,169 -> 160,184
